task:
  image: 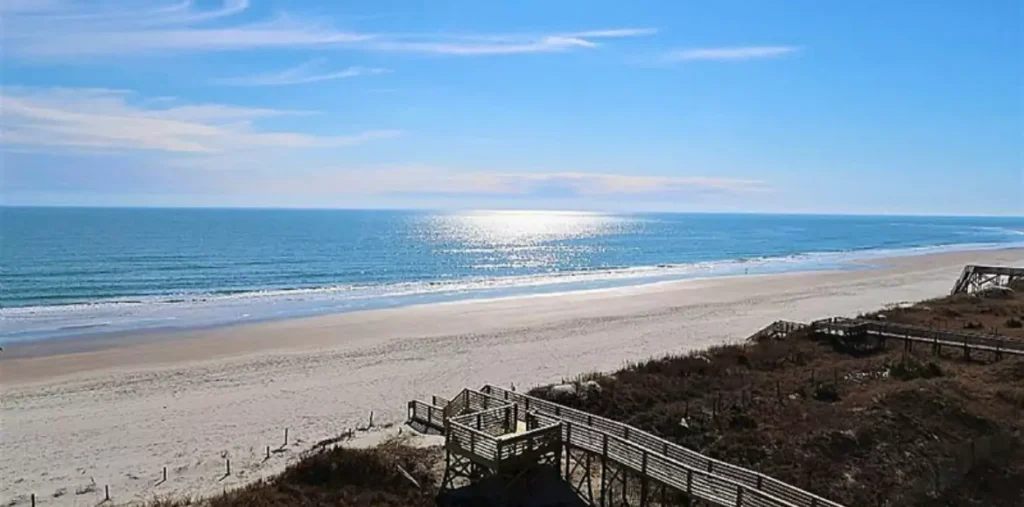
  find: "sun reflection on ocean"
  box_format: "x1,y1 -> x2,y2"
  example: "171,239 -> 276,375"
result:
418,210 -> 638,271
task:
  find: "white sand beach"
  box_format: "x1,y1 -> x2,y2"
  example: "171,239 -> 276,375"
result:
2,248 -> 1023,506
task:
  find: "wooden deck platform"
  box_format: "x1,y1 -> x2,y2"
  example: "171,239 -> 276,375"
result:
951,265 -> 1024,295
408,386 -> 844,507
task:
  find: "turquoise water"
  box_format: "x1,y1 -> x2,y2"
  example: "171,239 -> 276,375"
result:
2,207 -> 1022,343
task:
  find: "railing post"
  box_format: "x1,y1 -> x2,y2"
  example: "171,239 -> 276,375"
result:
686,470 -> 693,494
736,486 -> 744,507
640,450 -> 649,506
470,431 -> 476,454
601,434 -> 609,507
565,423 -> 573,479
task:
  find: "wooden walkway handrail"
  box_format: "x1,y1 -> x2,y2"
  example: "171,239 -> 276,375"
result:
815,318 -> 1024,356
484,385 -> 843,507
530,411 -> 803,507
951,265 -> 1024,294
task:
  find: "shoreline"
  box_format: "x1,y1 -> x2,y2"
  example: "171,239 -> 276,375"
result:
3,247 -> 1023,386
5,238 -> 1022,347
2,241 -> 1019,359
2,247 -> 1023,506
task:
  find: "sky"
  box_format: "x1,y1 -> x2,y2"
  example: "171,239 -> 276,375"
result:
1,0 -> 1021,215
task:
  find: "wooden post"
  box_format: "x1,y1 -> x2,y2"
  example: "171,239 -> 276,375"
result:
31,494 -> 35,507
284,428 -> 289,447
266,446 -> 270,460
640,451 -> 649,506
105,485 -> 110,501
565,423 -> 573,479
621,469 -> 628,505
686,470 -> 693,493
736,486 -> 744,507
600,435 -> 609,507
163,466 -> 167,482
226,458 -> 231,476
470,431 -> 476,454
369,411 -> 374,427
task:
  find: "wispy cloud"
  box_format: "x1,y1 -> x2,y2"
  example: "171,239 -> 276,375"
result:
216,60 -> 390,86
163,164 -> 768,197
666,46 -> 801,62
0,87 -> 399,153
4,1 -> 656,58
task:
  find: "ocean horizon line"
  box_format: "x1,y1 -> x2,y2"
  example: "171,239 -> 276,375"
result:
2,204 -> 1022,219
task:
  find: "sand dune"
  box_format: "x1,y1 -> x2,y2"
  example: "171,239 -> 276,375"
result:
2,248 -> 1022,506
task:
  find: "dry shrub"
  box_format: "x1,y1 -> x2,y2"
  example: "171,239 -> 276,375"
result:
151,438 -> 439,507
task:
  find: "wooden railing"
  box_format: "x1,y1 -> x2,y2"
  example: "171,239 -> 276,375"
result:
450,405 -> 518,437
445,412 -> 561,468
530,412 -> 800,507
748,320 -> 808,341
951,265 -> 1024,295
408,400 -> 446,431
814,318 -> 1024,356
484,385 -> 843,507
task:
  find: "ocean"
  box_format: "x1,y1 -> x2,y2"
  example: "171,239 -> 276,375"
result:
2,207 -> 1022,344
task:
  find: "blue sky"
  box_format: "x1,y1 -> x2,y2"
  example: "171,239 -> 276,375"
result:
2,0 -> 1021,215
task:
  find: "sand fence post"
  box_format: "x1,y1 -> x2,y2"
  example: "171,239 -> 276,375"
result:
284,428 -> 289,447
226,458 -> 231,476
266,445 -> 271,460
105,485 -> 110,502
31,494 -> 35,507
163,466 -> 167,482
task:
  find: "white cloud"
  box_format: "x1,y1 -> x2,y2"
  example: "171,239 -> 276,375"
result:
216,60 -> 390,86
189,166 -> 768,196
667,46 -> 801,62
4,1 -> 654,58
0,87 -> 399,153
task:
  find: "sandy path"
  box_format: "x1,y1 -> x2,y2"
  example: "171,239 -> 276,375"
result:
2,248 -> 1022,506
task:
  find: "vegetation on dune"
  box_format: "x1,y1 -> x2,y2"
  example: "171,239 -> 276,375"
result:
531,284 -> 1024,506
147,437 -> 440,507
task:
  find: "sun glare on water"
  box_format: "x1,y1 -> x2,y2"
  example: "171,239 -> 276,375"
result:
418,210 -> 638,271
426,210 -> 629,246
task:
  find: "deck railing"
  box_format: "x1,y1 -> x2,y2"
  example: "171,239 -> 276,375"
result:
484,385 -> 843,507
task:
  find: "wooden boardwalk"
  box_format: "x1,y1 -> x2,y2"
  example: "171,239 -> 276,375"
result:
408,387 -> 844,507
951,265 -> 1024,295
813,318 -> 1024,357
